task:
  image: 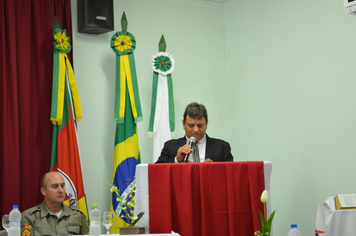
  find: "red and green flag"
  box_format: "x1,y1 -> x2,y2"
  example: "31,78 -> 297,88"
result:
50,17 -> 88,219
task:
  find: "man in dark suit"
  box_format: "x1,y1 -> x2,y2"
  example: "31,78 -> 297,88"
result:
156,102 -> 233,163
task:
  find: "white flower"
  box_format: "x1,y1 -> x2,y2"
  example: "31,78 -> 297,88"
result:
260,190 -> 269,203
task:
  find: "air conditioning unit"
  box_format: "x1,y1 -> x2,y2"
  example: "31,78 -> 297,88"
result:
344,0 -> 356,14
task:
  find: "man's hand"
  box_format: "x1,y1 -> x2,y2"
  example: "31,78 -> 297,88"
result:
204,158 -> 213,162
177,144 -> 193,163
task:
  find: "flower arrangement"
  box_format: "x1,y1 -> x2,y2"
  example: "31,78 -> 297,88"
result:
104,181 -> 144,226
254,190 -> 276,236
110,186 -> 144,225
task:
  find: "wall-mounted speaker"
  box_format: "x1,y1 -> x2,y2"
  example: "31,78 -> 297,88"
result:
77,0 -> 114,35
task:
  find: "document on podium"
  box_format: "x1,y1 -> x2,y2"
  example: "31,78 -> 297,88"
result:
335,194 -> 356,210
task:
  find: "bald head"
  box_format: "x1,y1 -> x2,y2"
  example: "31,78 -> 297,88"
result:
40,172 -> 64,189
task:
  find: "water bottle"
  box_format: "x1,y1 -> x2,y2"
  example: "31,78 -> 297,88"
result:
89,203 -> 101,235
287,224 -> 302,236
8,205 -> 21,236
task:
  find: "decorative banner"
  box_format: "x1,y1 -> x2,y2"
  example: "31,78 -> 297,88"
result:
148,35 -> 175,163
51,21 -> 81,125
109,12 -> 142,234
50,17 -> 88,219
110,30 -> 142,124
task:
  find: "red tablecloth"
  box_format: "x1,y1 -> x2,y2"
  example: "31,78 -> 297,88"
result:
148,161 -> 265,236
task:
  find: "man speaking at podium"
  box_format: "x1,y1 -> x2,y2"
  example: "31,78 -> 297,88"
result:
156,102 -> 233,163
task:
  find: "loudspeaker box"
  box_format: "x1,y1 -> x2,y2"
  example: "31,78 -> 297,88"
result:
77,0 -> 114,34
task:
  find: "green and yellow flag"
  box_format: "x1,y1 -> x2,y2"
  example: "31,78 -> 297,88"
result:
109,12 -> 142,233
110,87 -> 141,233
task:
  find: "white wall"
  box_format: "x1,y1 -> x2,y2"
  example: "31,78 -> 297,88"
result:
70,0 -> 230,230
71,0 -> 356,235
225,0 -> 356,235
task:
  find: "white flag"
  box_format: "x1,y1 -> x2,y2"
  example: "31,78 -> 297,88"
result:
148,52 -> 175,162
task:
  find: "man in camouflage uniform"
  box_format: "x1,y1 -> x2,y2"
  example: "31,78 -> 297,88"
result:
21,172 -> 89,235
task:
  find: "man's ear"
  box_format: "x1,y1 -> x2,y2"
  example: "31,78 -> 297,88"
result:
182,119 -> 185,127
40,187 -> 45,196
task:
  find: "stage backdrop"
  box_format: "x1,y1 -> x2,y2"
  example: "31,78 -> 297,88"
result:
0,0 -> 72,215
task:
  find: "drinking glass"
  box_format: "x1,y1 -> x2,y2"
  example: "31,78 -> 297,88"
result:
101,211 -> 114,234
2,214 -> 9,232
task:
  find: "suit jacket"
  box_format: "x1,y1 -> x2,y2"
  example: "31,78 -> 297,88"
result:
156,134 -> 233,163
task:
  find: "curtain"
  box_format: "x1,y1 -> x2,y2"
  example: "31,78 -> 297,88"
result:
0,0 -> 72,215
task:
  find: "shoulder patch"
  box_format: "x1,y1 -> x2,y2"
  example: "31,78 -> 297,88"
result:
22,228 -> 31,236
22,222 -> 32,229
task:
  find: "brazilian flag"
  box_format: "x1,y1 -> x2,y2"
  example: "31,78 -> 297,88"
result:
110,86 -> 141,234
109,17 -> 142,233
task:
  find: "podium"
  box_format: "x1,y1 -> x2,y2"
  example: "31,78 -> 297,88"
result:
135,161 -> 272,236
324,196 -> 356,236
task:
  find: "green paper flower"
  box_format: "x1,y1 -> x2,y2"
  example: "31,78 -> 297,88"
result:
151,52 -> 175,75
53,28 -> 71,53
110,31 -> 136,55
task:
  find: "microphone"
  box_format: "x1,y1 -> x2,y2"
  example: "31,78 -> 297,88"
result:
183,136 -> 196,162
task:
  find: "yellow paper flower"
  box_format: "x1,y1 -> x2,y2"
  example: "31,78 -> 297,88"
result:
114,35 -> 132,52
127,201 -> 134,208
260,190 -> 269,203
53,28 -> 71,53
130,216 -> 138,221
110,31 -> 136,55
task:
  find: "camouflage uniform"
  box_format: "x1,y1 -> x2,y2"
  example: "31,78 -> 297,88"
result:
21,201 -> 89,235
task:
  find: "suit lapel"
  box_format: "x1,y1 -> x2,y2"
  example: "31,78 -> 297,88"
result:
205,135 -> 216,159
176,137 -> 186,149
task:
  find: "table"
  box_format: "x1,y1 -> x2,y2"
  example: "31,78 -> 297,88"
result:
324,196 -> 356,236
135,161 -> 272,236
